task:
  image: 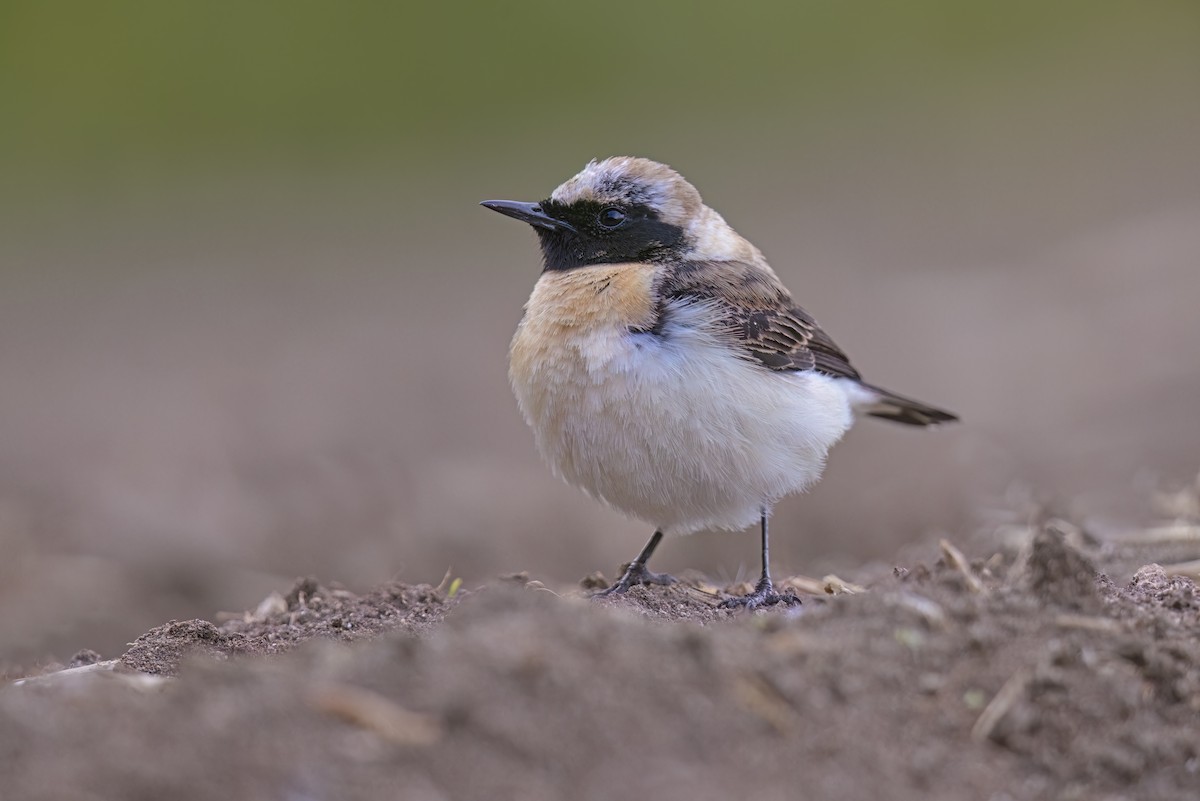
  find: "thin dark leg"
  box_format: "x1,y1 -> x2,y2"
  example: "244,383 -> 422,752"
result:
593,530 -> 678,597
720,509 -> 801,610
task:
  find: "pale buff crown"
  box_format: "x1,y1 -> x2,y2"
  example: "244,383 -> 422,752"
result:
550,157 -> 766,264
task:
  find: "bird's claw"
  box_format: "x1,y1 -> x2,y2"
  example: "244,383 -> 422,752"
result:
719,577 -> 801,610
592,562 -> 678,598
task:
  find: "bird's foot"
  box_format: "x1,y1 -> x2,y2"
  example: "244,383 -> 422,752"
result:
592,562 -> 678,598
719,576 -> 801,610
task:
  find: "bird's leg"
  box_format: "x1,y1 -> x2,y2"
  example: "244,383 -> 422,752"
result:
593,530 -> 677,597
721,509 -> 801,610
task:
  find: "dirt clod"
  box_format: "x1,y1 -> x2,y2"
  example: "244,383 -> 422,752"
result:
1012,524 -> 1102,609
578,571 -> 608,590
120,578 -> 454,676
67,649 -> 103,668
1128,564 -> 1197,610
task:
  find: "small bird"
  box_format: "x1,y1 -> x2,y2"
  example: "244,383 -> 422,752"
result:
483,157 -> 957,608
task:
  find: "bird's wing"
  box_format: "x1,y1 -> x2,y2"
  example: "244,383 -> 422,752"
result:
736,305 -> 861,379
653,259 -> 862,380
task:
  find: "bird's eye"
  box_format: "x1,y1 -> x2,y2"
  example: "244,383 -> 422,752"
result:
598,208 -> 626,228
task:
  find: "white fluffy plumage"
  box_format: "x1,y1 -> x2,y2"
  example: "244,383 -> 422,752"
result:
511,290 -> 857,534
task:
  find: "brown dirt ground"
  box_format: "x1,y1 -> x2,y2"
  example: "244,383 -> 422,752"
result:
2,524 -> 1199,801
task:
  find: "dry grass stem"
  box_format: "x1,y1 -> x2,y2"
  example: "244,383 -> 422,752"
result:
940,539 -> 986,594
1052,614 -> 1122,633
1109,525 -> 1200,545
970,667 -> 1033,743
309,684 -> 443,747
1162,560 -> 1200,580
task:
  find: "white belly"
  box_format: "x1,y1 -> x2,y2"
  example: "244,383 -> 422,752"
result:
510,296 -> 855,535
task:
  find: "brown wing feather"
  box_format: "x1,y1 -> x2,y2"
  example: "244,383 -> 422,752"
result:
655,260 -> 861,380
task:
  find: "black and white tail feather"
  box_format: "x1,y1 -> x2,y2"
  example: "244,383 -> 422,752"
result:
856,383 -> 958,427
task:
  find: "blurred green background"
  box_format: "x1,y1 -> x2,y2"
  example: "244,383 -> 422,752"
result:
5,2 -> 1196,204
2,1 -> 1198,667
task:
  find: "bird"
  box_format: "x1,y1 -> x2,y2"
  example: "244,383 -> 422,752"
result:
482,157 -> 957,608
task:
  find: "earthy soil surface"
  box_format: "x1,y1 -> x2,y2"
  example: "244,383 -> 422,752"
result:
3,523 -> 1199,801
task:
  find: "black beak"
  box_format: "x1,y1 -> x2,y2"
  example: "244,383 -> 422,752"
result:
480,200 -> 576,233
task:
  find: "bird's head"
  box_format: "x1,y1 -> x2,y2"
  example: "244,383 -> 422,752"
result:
482,157 -> 758,272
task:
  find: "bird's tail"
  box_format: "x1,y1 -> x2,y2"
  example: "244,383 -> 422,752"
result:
855,382 -> 958,427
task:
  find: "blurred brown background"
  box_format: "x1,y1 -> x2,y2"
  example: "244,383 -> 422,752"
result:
1,2 -> 1198,666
